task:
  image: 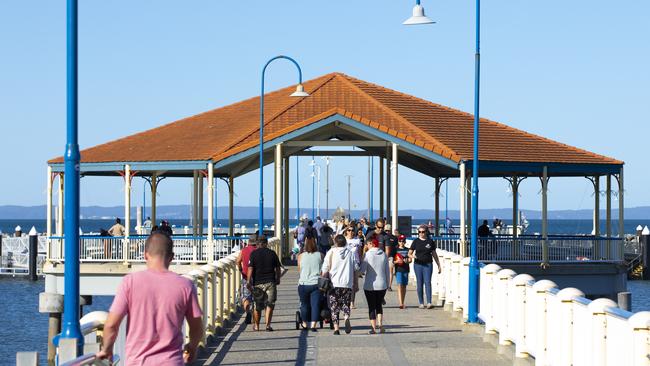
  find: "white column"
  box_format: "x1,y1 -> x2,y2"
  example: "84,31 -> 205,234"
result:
618,166 -> 624,258
198,173 -> 204,236
275,143 -> 283,239
46,166 -> 53,238
386,146 -> 391,219
594,176 -> 600,237
391,143 -> 398,232
228,176 -> 234,237
459,163 -> 467,257
542,166 -> 549,265
207,163 -> 214,262
124,164 -> 131,238
192,171 -> 199,236
57,173 -> 64,236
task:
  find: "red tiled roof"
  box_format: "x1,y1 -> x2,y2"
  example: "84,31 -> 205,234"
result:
49,72 -> 622,166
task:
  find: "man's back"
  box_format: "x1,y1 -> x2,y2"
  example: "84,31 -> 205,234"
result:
249,247 -> 280,285
111,269 -> 202,365
109,223 -> 125,236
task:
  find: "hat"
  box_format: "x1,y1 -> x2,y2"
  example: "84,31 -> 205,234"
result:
398,234 -> 406,241
385,224 -> 392,230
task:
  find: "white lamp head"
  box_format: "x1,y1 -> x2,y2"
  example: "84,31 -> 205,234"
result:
403,4 -> 435,25
290,84 -> 310,97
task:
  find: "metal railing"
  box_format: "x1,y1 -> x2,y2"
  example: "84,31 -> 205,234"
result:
428,248 -> 650,365
47,235 -> 251,264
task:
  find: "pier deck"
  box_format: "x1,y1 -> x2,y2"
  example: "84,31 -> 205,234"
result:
193,266 -> 509,366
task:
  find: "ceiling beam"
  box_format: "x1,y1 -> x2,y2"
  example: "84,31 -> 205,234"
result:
291,151 -> 376,157
284,140 -> 388,147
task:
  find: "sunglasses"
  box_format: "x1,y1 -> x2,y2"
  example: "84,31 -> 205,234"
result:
418,230 -> 427,234
346,229 -> 354,232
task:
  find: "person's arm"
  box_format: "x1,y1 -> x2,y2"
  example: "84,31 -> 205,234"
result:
432,248 -> 442,274
408,249 -> 415,260
321,250 -> 330,276
275,253 -> 282,286
183,316 -> 203,363
96,311 -> 125,360
247,266 -> 254,289
297,253 -> 302,271
235,251 -> 243,272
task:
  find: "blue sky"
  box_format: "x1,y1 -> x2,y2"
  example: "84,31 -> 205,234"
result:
1,1 -> 648,216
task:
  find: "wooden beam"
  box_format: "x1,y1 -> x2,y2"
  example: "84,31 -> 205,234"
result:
284,140 -> 389,147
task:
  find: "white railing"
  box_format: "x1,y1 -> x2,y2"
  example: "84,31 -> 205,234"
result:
430,248 -> 650,365
47,235 -> 250,264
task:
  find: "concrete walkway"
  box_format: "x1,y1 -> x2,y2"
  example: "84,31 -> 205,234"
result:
194,266 -> 510,366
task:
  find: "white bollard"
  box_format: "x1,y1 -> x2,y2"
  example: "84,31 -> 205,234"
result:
460,257 -> 470,320
553,287 -> 585,365
443,251 -> 453,309
182,273 -> 197,344
496,269 -> 517,345
532,279 -> 558,365
436,249 -> 447,306
585,298 -> 618,366
481,264 -> 502,334
627,311 -> 650,366
215,260 -> 227,327
201,264 -> 217,336
511,274 -> 534,358
452,255 -> 463,312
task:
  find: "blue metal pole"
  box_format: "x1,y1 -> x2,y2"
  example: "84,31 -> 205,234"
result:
260,55 -> 303,233
370,157 -> 374,222
311,155 -> 315,219
61,0 -> 83,351
296,156 -> 299,220
468,0 -> 481,323
445,178 -> 449,231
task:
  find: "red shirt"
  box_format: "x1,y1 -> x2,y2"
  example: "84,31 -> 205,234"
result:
240,244 -> 257,278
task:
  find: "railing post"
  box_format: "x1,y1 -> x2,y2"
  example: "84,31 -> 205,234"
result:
461,257 -> 470,320
443,252 -> 453,311
554,288 -> 585,365
189,269 -> 208,347
221,258 -> 232,319
182,273 -> 197,345
228,254 -> 239,313
481,264 -> 501,334
532,279 -> 557,364
201,264 -> 216,338
628,311 -> 650,366
496,269 -> 517,345
585,298 -> 617,366
215,261 -> 226,329
435,249 -> 446,307
511,274 -> 534,358
452,255 -> 463,312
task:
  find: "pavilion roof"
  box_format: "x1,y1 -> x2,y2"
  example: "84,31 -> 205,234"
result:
48,72 -> 622,167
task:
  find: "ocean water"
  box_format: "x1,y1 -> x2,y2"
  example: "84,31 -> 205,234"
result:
2,218 -> 648,236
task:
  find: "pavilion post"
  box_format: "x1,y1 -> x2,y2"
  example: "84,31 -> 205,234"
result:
606,174 -> 612,259
275,143 -> 283,240
124,164 -> 131,239
379,157 -> 384,219
46,166 -> 53,260
618,166 -> 624,259
390,143 -> 398,234
198,173 -> 204,237
511,176 -> 520,259
192,170 -> 199,236
283,157 -> 290,259
207,162 -> 214,260
466,176 -> 472,235
57,173 -> 64,236
593,176 -> 601,259
386,146 -> 391,221
541,166 -> 549,266
459,163 -> 467,257
228,176 -> 234,237
150,173 -> 157,227
434,177 -> 440,236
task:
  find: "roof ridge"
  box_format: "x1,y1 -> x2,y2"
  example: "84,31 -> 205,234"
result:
339,74 -> 621,164
335,74 -> 459,160
210,73 -> 339,160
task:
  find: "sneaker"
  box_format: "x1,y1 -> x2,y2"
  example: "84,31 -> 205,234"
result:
426,303 -> 434,309
387,287 -> 393,292
245,311 -> 252,324
333,330 -> 340,335
344,318 -> 352,334
399,304 -> 404,309
418,304 -> 425,309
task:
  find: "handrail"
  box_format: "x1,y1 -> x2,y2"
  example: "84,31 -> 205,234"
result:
60,354 -> 120,366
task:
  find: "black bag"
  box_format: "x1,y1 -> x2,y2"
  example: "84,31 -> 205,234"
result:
317,276 -> 333,293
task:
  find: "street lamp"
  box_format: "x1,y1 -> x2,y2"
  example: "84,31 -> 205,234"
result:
309,159 -> 321,218
60,0 -> 84,353
404,0 -> 481,323
345,174 -> 353,219
259,56 -> 308,232
322,156 -> 331,218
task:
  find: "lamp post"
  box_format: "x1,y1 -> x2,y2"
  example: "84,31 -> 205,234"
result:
259,56 -> 308,232
60,0 -> 84,352
309,160 -> 321,218
404,0 -> 481,323
322,156 -> 331,219
296,156 -> 300,219
345,174 -> 353,219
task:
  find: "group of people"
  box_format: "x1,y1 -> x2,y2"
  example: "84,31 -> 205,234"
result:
295,218 -> 442,335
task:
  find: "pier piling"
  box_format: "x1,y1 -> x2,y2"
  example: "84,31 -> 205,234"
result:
28,228 -> 38,281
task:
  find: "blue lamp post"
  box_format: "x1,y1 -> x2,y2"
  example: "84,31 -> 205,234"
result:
60,0 -> 84,352
404,0 -> 481,323
259,56 -> 309,233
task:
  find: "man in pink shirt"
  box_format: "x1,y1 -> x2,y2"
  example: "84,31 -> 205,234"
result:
97,233 -> 203,365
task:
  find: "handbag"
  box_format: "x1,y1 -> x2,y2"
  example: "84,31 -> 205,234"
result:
318,249 -> 335,293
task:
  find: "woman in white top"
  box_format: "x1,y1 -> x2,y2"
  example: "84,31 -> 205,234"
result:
321,234 -> 359,335
360,238 -> 390,334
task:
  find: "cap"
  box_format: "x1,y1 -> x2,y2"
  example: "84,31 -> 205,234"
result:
398,234 -> 406,241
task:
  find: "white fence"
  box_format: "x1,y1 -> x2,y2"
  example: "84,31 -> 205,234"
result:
0,236 -> 47,275
430,248 -> 650,365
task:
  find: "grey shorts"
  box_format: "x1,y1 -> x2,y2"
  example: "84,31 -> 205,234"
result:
252,282 -> 277,310
241,278 -> 253,302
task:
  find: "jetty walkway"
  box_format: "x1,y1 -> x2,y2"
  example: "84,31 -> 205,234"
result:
192,266 -> 509,366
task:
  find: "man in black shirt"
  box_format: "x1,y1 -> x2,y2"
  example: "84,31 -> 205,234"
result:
246,236 -> 281,331
366,218 -> 389,252
478,220 -> 493,259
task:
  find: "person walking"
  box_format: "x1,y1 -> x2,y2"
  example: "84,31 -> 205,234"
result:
97,233 -> 203,364
344,225 -> 363,309
384,224 -> 397,291
393,235 -> 411,309
360,238 -> 390,334
297,238 -> 324,331
247,236 -> 282,331
319,221 -> 334,255
314,216 -> 324,246
236,236 -> 258,324
408,225 -> 442,309
321,234 -> 359,335
365,219 -> 388,252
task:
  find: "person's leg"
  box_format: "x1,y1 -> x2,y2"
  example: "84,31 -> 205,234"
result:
265,283 -> 277,330
328,290 -> 340,331
399,284 -> 407,307
309,285 -> 321,328
376,289 -> 386,332
298,285 -> 309,329
414,263 -> 425,306
423,263 -> 433,306
388,261 -> 394,290
365,290 -> 377,332
341,288 -> 353,334
252,285 -> 264,330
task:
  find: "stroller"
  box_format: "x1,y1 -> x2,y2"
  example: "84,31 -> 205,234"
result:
295,291 -> 334,329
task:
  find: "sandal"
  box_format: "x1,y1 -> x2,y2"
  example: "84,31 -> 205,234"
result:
266,326 -> 274,332
368,329 -> 376,335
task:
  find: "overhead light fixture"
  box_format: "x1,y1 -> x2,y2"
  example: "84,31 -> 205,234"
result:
290,84 -> 310,97
403,4 -> 435,25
